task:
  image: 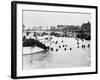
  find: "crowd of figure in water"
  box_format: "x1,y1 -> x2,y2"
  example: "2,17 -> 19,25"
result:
23,31 -> 91,53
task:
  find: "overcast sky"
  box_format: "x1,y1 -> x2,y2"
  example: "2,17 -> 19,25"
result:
23,10 -> 91,28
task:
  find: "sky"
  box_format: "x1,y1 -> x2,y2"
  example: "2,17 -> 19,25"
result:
23,10 -> 91,29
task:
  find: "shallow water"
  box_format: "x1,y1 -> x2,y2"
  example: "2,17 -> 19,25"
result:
23,37 -> 91,70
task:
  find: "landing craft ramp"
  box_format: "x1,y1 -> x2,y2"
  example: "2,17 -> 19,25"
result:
23,39 -> 49,54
